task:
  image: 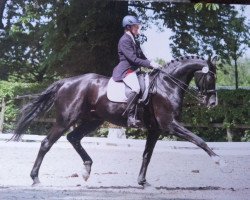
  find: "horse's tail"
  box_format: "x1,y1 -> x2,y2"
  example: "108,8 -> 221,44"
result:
10,80 -> 65,141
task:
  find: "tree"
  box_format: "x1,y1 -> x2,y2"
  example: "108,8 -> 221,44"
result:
1,1 -> 249,85
0,0 -> 7,29
147,3 -> 249,85
223,7 -> 250,89
45,0 -> 128,77
0,0 -> 128,82
0,0 -> 56,82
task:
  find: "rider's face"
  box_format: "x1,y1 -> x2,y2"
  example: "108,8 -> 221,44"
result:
131,24 -> 140,36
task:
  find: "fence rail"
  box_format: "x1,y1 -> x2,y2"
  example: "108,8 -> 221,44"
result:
32,118 -> 250,129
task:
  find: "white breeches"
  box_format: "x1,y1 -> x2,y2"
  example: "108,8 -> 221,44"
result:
123,72 -> 140,94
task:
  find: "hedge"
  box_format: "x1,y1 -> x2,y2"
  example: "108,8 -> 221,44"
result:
0,81 -> 50,132
181,89 -> 250,141
0,81 -> 249,141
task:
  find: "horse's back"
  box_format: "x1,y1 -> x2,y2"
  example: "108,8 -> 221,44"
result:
56,73 -> 109,104
59,73 -> 109,90
64,73 -> 109,84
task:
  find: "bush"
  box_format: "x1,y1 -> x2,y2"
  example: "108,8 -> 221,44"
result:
0,81 -> 49,132
1,81 -> 249,141
182,89 -> 250,141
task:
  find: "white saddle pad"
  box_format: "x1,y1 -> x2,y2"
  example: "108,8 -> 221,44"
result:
107,74 -> 150,103
107,78 -> 127,103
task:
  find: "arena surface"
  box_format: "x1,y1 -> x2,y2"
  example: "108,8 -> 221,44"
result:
0,134 -> 250,200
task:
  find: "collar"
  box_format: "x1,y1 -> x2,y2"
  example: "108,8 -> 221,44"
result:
125,31 -> 136,44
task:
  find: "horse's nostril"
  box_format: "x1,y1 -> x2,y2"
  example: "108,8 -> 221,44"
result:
209,101 -> 216,107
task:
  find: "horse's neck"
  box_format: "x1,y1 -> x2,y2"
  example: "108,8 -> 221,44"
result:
173,61 -> 205,83
156,62 -> 204,117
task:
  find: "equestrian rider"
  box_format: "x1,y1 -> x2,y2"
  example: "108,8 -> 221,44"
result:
112,15 -> 161,128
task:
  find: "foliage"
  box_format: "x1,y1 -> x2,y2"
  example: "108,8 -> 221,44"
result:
0,0 -> 127,82
0,81 -> 48,132
0,80 -> 249,141
120,89 -> 250,142
0,1 -> 57,82
194,3 -> 219,11
0,1 -> 249,141
216,58 -> 250,87
241,130 -> 250,142
150,3 -> 249,61
132,2 -> 250,90
181,89 -> 250,141
223,8 -> 250,89
1,1 -> 249,88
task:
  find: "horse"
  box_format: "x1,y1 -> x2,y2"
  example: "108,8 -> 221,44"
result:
11,55 -> 225,187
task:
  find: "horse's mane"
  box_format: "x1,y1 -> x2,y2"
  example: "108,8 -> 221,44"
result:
163,55 -> 206,74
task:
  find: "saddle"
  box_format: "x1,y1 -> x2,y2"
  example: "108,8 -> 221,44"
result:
107,72 -> 150,104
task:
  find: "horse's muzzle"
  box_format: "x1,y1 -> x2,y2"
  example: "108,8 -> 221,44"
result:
207,93 -> 218,108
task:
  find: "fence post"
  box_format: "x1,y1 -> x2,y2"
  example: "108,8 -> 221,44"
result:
226,127 -> 233,142
0,98 -> 6,133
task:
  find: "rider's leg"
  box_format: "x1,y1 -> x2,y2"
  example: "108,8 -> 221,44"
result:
123,72 -> 141,128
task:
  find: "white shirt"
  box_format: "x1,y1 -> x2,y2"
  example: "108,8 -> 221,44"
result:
125,31 -> 136,44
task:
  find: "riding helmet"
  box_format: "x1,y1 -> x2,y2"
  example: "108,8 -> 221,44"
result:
122,15 -> 141,28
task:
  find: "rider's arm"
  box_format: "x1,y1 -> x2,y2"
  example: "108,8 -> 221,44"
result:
120,38 -> 151,68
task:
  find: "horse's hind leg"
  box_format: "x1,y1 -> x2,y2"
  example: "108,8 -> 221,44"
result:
30,123 -> 67,186
67,120 -> 103,181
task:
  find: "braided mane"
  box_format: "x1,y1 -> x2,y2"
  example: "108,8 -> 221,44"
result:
163,55 -> 206,74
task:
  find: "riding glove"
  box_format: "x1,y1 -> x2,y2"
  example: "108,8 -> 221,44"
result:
150,61 -> 161,69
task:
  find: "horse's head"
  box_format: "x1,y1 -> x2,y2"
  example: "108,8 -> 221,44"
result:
194,56 -> 218,108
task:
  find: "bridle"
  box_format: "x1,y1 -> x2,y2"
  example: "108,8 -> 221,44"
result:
149,66 -> 216,103
194,70 -> 217,96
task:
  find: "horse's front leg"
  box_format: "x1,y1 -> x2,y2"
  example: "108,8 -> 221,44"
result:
137,129 -> 160,186
170,120 -> 227,168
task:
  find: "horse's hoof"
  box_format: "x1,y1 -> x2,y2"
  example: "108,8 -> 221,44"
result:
138,180 -> 145,186
219,160 -> 233,173
31,178 -> 41,187
142,181 -> 151,188
82,173 -> 90,181
212,155 -> 226,166
218,158 -> 227,168
83,161 -> 92,181
138,178 -> 151,188
212,156 -> 233,173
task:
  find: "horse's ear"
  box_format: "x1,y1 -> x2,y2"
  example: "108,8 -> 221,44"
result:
207,55 -> 212,63
211,56 -> 218,65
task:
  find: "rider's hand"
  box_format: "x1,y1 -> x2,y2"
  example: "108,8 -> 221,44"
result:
150,61 -> 161,69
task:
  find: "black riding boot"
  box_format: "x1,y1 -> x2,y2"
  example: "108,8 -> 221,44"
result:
126,92 -> 142,128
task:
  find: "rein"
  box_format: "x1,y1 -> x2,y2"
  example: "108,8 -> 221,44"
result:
149,68 -> 214,102
158,69 -> 202,101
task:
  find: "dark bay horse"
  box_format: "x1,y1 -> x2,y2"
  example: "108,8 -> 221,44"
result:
11,55 -> 226,186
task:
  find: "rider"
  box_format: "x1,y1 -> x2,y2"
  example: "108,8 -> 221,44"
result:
112,15 -> 160,128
